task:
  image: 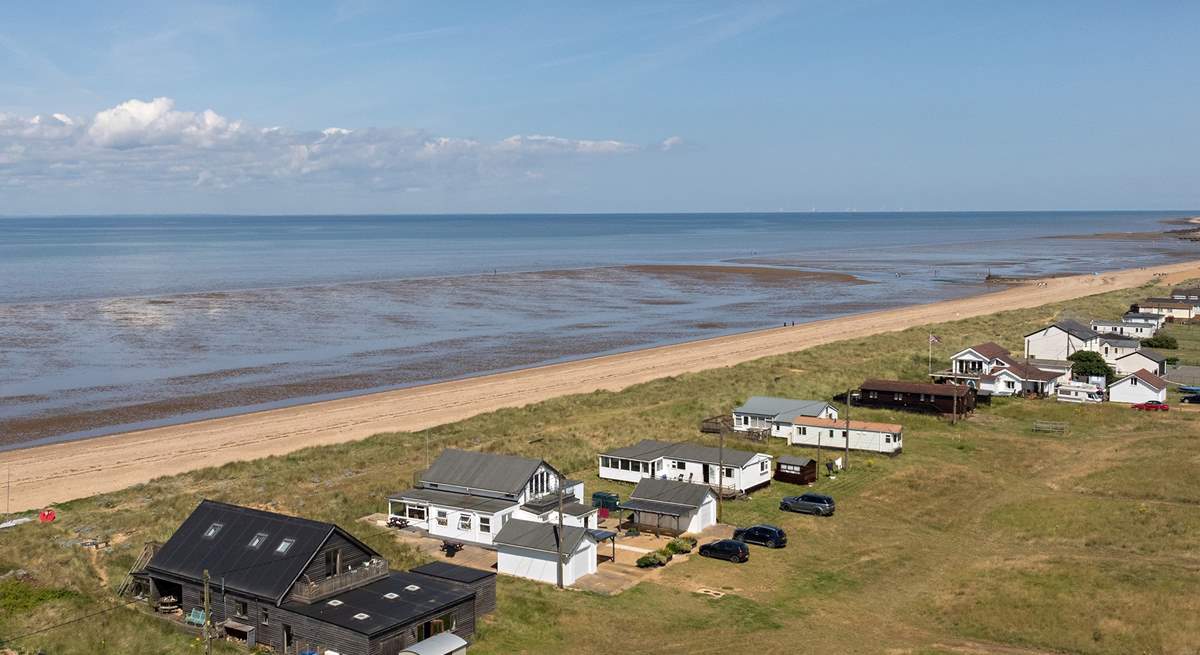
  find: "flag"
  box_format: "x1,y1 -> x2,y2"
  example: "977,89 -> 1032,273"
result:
929,334 -> 942,344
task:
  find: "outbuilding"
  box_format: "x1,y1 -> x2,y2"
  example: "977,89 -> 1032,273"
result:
1115,349 -> 1167,376
1107,369 -> 1168,405
855,379 -> 975,418
774,455 -> 816,485
621,478 -> 718,535
493,519 -> 599,587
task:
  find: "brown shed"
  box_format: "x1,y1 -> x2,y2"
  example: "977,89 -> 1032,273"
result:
775,455 -> 817,485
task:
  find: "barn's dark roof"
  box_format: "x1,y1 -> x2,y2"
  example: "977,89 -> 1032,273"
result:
145,500 -> 377,603
419,449 -> 552,495
281,571 -> 473,637
410,561 -> 495,585
628,478 -> 714,509
493,519 -> 591,554
860,379 -> 973,397
602,439 -> 764,467
777,455 -> 814,467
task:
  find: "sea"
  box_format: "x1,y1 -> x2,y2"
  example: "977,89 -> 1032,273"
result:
1,211 -> 1196,449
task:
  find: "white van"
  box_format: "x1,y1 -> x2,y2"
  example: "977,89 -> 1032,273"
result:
1056,382 -> 1104,404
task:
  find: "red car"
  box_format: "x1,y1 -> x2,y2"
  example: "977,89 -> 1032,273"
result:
1132,401 -> 1169,411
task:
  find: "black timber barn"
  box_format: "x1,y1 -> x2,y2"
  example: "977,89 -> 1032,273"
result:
141,500 -> 491,655
855,379 -> 976,418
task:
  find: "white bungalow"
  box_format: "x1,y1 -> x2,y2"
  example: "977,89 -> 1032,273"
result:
1115,349 -> 1167,377
1090,319 -> 1155,339
1122,311 -> 1167,331
493,519 -> 598,587
1024,320 -> 1101,361
621,478 -> 718,535
932,342 -> 1011,387
781,416 -> 903,454
597,440 -> 772,494
1107,369 -> 1168,405
1137,298 -> 1195,322
934,341 -> 1066,395
732,396 -> 838,436
979,360 -> 1062,397
387,449 -> 585,546
1098,336 -> 1141,365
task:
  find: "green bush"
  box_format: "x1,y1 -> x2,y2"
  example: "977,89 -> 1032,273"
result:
636,550 -> 672,568
666,536 -> 697,554
1142,334 -> 1178,349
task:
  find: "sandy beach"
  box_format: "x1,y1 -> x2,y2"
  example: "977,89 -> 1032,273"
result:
1,259 -> 1198,512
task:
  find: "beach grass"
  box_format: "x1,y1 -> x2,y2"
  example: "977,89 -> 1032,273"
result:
1,278 -> 1199,654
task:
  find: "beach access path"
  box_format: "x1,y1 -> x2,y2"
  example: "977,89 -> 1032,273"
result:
3,260 -> 1200,512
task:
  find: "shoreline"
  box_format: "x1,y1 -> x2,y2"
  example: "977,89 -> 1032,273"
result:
2,258 -> 1199,512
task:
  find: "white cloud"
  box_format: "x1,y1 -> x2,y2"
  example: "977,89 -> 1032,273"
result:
660,135 -> 684,151
0,97 -> 664,201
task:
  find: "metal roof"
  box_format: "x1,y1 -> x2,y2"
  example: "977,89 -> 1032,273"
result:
1118,349 -> 1166,363
145,500 -> 377,604
519,497 -> 595,517
732,396 -> 833,418
1052,319 -> 1101,341
400,632 -> 470,655
620,498 -> 689,517
1123,311 -> 1163,320
601,439 -> 764,467
628,477 -> 714,509
388,487 -> 516,514
281,571 -> 474,637
419,449 -> 552,495
777,455 -> 814,467
492,518 -> 592,554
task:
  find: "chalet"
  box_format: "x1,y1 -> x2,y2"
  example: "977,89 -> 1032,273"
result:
854,379 -> 975,418
620,478 -> 718,535
780,416 -> 903,454
1115,349 -> 1167,376
932,341 -> 1064,397
980,360 -> 1062,397
1098,336 -> 1141,365
732,396 -> 838,436
1090,319 -> 1155,339
139,500 -> 488,655
1108,369 -> 1168,404
387,450 -> 594,547
1136,298 -> 1195,322
1024,320 -> 1101,361
1170,287 -> 1200,302
1122,311 -> 1167,330
597,440 -> 772,494
774,455 -> 817,485
493,520 -> 599,587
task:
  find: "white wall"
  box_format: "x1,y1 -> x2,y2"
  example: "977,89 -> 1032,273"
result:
688,494 -> 718,533
1108,377 -> 1166,404
425,504 -> 513,546
496,538 -> 596,586
783,424 -> 902,454
1025,327 -> 1093,360
1115,354 -> 1162,376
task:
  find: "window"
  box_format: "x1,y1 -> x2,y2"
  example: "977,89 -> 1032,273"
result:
234,600 -> 248,618
760,461 -> 768,473
894,392 -> 903,401
458,514 -> 472,531
868,391 -> 878,399
601,456 -> 611,468
842,430 -> 848,437
325,549 -> 341,577
885,436 -> 891,443
723,467 -> 734,478
406,505 -> 426,521
202,523 -> 223,539
247,532 -> 268,549
261,608 -> 268,625
436,510 -> 448,527
672,460 -> 685,470
799,427 -> 807,436
275,538 -> 295,555
480,516 -> 491,534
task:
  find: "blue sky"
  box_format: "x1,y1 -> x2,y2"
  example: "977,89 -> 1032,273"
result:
1,1 -> 1197,214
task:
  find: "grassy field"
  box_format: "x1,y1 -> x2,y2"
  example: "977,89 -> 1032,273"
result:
1,279 -> 1199,654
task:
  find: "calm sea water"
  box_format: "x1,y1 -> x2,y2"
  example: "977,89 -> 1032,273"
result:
0,211 -> 1196,448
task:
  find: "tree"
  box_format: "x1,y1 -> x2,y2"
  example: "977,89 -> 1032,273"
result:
1067,351 -> 1116,382
1141,334 -> 1178,349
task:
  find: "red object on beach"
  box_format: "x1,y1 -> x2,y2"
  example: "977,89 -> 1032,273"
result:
38,508 -> 56,523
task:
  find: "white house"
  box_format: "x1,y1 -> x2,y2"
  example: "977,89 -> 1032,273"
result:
931,342 -> 1011,387
621,478 -> 718,535
933,341 -> 1064,396
598,440 -> 772,494
1024,320 -> 1101,361
782,416 -> 904,454
1097,336 -> 1141,365
1107,369 -> 1168,405
1137,298 -> 1195,322
493,519 -> 597,587
1090,319 -> 1155,339
732,396 -> 838,436
1115,349 -> 1167,376
979,361 -> 1062,397
1123,311 -> 1167,331
387,449 -> 588,546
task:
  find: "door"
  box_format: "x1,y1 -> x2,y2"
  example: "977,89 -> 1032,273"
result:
380,634 -> 403,655
282,624 -> 292,652
702,465 -> 710,484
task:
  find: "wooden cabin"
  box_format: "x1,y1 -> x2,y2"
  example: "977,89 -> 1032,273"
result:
774,455 -> 816,485
855,379 -> 975,418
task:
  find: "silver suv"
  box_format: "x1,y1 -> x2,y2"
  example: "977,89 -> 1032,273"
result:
780,493 -> 835,516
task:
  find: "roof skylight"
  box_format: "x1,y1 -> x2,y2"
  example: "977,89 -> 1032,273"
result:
327,599 -> 344,607
353,613 -> 370,620
202,522 -> 223,539
275,538 -> 295,555
247,532 -> 268,549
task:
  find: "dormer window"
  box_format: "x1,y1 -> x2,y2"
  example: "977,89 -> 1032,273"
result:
247,532 -> 268,549
275,538 -> 295,555
202,523 -> 223,539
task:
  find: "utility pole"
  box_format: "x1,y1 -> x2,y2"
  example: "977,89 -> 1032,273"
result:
555,476 -> 565,590
816,428 -> 822,481
717,429 -> 725,523
844,389 -> 851,471
952,390 -> 958,426
202,569 -> 213,655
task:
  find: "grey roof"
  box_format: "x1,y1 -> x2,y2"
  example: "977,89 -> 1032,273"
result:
1027,319 -> 1099,341
388,487 -> 516,514
281,571 -> 474,638
1101,336 -> 1140,349
410,561 -> 495,585
400,632 -> 470,655
420,449 -> 554,495
1123,311 -> 1163,320
629,478 -> 714,509
602,439 -> 765,467
732,396 -> 832,419
492,518 -> 592,554
777,455 -> 814,467
145,500 -> 378,604
1118,349 -> 1166,363
519,496 -> 595,517
1028,357 -> 1071,369
620,498 -> 690,517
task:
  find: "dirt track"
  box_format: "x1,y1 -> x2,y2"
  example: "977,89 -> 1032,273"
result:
3,261 -> 1198,512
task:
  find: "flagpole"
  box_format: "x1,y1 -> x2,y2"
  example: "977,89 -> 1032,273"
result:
928,333 -> 933,375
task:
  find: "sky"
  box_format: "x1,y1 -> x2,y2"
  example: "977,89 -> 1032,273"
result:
1,1 -> 1197,215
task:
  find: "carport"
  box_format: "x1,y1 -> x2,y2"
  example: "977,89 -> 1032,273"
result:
619,498 -> 686,537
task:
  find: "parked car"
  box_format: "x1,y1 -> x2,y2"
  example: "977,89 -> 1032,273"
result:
1181,394 -> 1200,404
698,539 -> 750,563
780,493 -> 836,516
733,524 -> 787,548
1131,401 -> 1169,411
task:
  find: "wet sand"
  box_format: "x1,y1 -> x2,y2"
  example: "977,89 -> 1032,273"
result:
3,258 -> 1199,512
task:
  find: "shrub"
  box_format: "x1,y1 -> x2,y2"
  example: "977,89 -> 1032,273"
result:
1165,356 -> 1180,366
666,536 -> 697,554
1141,334 -> 1178,349
636,550 -> 671,568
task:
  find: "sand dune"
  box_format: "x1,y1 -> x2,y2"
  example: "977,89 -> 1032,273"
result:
2,260 -> 1198,512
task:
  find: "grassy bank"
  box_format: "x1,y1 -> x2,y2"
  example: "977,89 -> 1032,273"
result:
1,280 -> 1199,654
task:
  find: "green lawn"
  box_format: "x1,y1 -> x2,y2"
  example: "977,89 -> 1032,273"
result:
1,278 -> 1199,654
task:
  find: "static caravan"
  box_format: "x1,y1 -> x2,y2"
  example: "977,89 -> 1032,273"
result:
1055,382 -> 1104,404
732,396 -> 838,436
781,417 -> 903,454
597,439 -> 773,494
1137,299 -> 1195,322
